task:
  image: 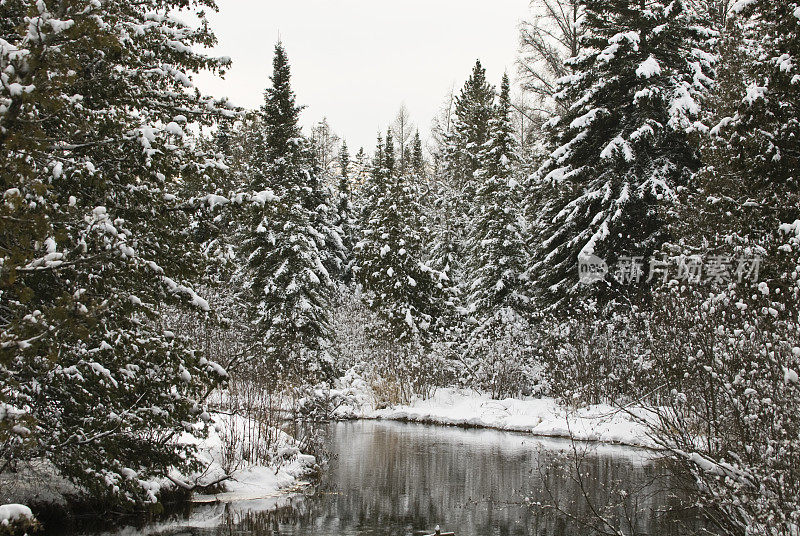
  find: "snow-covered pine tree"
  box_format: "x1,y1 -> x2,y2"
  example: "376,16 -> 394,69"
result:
352,146 -> 371,190
411,131 -> 425,175
0,0 -> 231,505
710,0 -> 800,230
335,141 -> 357,284
528,0 -> 715,308
445,60 -> 497,203
462,74 -> 535,396
426,62 -> 496,341
355,130 -> 445,345
434,61 -> 496,280
238,43 -> 337,384
466,74 -> 530,316
670,0 -> 800,294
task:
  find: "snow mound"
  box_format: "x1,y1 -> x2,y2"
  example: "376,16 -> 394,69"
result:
0,504 -> 35,527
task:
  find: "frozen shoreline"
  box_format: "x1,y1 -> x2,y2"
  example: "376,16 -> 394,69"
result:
341,387 -> 656,449
178,413 -> 318,504
0,413 -> 317,531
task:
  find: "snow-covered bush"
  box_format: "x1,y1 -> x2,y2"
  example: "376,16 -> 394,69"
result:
0,504 -> 39,536
463,308 -> 544,399
215,374 -> 291,468
331,287 -> 449,406
640,222 -> 800,535
534,302 -> 654,405
292,384 -> 363,422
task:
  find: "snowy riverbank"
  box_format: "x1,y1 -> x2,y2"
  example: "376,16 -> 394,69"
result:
0,413 -> 317,533
334,385 -> 656,449
184,413 -> 317,504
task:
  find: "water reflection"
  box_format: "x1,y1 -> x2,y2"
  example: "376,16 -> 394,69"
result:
128,420 -> 703,536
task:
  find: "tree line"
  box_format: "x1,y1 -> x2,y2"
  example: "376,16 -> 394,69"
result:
2,0 -> 799,533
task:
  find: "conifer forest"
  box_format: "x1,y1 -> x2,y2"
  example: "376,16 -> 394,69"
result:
1,1 -> 799,535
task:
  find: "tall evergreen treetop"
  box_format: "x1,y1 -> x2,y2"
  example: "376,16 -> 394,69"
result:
336,140 -> 356,284
433,60 -> 497,297
466,73 -> 529,315
412,131 -> 425,175
447,59 -> 497,192
261,42 -> 304,189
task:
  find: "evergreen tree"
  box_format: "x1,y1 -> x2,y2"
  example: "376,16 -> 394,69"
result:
336,141 -> 356,284
462,74 -> 535,395
432,60 -> 496,288
411,131 -> 425,175
673,0 -> 800,316
355,130 -> 445,344
445,60 -> 497,198
239,43 -> 337,384
356,134 -> 385,235
707,1 -> 800,229
0,0 -> 230,505
466,74 -> 529,316
528,0 -> 715,308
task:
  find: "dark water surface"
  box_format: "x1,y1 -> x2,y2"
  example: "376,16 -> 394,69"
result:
106,420 -> 702,536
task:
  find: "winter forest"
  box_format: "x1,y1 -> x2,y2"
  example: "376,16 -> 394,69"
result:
1,0 -> 800,535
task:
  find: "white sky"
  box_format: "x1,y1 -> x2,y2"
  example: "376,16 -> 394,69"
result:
194,0 -> 530,152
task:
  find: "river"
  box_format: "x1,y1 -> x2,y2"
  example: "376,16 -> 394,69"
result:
99,420 -> 703,536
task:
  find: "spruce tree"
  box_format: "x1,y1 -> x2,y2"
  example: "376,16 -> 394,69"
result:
0,0 -> 230,505
411,131 -> 425,175
356,133 -> 384,239
462,74 -> 534,394
445,60 -> 497,199
432,60 -> 496,288
429,61 -> 496,329
529,0 -> 715,308
709,1 -> 800,228
675,0 -> 800,311
355,131 -> 445,344
466,74 -> 529,316
336,141 -> 356,284
239,43 -> 337,384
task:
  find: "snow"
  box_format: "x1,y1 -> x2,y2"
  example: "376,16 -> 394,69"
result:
349,388 -> 654,449
636,55 -> 661,78
600,136 -> 634,161
183,413 -> 317,504
743,83 -> 767,106
164,121 -> 184,137
570,108 -> 604,129
731,0 -> 757,13
783,367 -> 799,385
0,504 -> 34,525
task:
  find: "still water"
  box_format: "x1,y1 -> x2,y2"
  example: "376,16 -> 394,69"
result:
109,420 -> 701,536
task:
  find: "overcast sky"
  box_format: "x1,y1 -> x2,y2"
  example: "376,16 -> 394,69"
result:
194,0 -> 530,152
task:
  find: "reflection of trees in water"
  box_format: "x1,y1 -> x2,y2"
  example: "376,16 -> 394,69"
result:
202,421 -> 705,536
213,502 -> 311,535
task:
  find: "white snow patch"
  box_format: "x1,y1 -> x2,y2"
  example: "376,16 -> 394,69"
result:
636,56 -> 661,78
0,503 -> 34,524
